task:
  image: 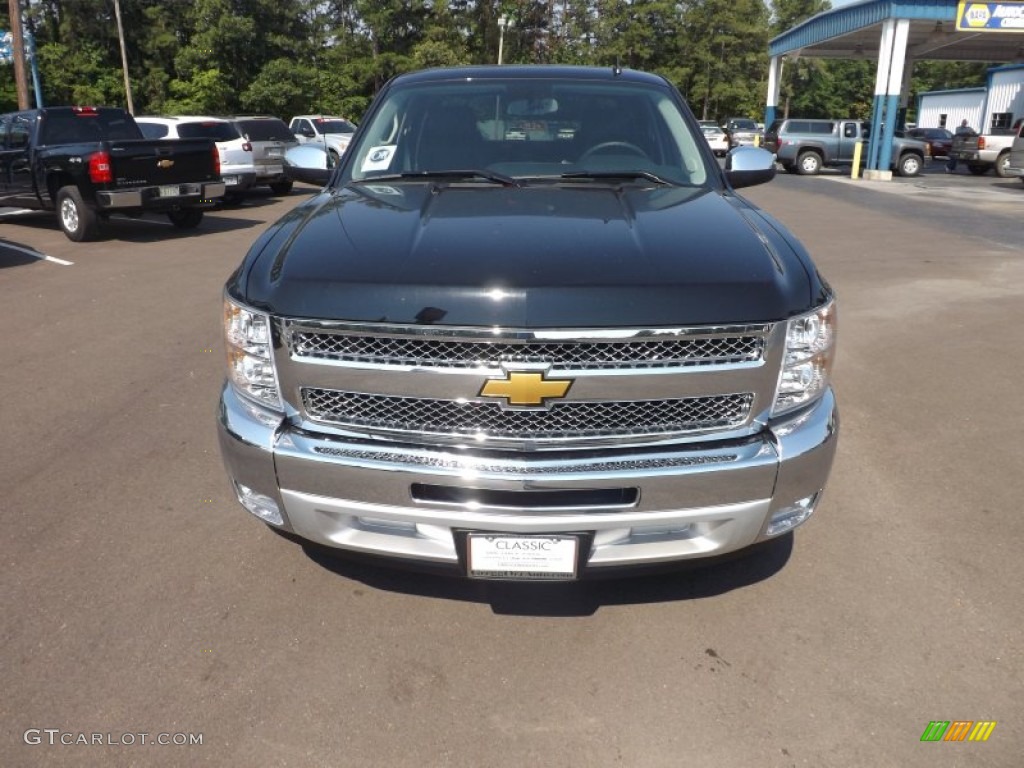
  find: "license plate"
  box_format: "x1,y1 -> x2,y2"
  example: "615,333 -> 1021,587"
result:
222,175 -> 239,186
158,184 -> 181,197
467,534 -> 579,580
267,148 -> 283,158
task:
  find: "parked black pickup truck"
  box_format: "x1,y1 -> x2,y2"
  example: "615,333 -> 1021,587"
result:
0,106 -> 225,240
217,65 -> 839,581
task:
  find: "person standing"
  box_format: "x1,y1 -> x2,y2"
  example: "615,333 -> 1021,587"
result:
946,119 -> 977,173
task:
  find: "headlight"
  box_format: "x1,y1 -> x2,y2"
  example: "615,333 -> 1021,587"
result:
223,297 -> 282,410
772,299 -> 837,417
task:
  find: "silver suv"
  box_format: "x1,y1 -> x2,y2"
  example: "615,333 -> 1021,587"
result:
724,117 -> 761,148
226,116 -> 298,195
135,116 -> 256,201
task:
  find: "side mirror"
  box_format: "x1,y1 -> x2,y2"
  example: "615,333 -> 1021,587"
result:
724,146 -> 776,189
283,144 -> 333,186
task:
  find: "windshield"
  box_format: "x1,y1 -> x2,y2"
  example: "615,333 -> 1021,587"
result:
178,121 -> 241,141
729,119 -> 758,131
314,118 -> 356,134
236,119 -> 292,141
342,76 -> 710,187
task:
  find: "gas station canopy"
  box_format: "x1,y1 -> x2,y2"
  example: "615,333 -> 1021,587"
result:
770,0 -> 1024,63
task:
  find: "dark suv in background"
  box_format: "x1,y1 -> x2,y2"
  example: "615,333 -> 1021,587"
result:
901,127 -> 953,159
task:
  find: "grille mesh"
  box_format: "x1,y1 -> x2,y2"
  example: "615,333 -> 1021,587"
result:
302,389 -> 753,440
290,332 -> 763,369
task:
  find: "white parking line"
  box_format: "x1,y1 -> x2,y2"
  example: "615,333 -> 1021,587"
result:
0,240 -> 74,266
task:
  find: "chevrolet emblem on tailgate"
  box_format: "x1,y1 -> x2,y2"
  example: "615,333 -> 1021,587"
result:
479,370 -> 573,408
157,159 -> 174,169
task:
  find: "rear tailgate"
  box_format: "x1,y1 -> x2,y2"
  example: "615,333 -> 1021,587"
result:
951,134 -> 980,158
108,138 -> 218,186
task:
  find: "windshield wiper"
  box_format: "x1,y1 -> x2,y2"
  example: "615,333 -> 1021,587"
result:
354,170 -> 520,187
559,170 -> 676,186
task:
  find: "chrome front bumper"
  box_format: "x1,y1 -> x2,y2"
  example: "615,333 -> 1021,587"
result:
217,383 -> 838,573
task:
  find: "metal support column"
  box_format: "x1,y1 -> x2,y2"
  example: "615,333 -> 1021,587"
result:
765,56 -> 783,130
866,18 -> 909,179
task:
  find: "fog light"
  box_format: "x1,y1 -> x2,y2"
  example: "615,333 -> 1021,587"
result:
234,482 -> 284,526
766,492 -> 820,537
630,524 -> 694,540
357,517 -> 417,534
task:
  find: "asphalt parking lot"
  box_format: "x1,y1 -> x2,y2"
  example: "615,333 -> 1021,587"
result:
2,167 -> 1021,767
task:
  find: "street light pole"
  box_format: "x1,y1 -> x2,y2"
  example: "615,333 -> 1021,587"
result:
8,0 -> 29,108
497,15 -> 511,65
113,0 -> 135,114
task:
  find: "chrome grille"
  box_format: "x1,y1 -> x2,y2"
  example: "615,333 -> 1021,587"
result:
289,331 -> 763,369
302,389 -> 753,440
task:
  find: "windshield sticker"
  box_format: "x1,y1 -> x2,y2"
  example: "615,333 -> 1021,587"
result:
362,145 -> 396,172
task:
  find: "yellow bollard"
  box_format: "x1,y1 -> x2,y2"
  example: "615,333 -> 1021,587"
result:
851,140 -> 863,179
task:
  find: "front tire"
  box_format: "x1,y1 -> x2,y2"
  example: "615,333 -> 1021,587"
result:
269,180 -> 293,195
56,185 -> 99,242
795,150 -> 822,175
167,208 -> 204,229
896,153 -> 923,177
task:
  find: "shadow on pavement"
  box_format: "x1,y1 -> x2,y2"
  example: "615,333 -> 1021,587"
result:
298,534 -> 793,616
0,237 -> 48,268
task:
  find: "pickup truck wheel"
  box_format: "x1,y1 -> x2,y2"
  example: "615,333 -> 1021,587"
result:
328,149 -> 340,168
967,164 -> 988,176
56,186 -> 99,242
795,151 -> 821,175
896,153 -> 922,177
167,209 -> 204,229
269,181 -> 294,195
994,151 -> 1012,178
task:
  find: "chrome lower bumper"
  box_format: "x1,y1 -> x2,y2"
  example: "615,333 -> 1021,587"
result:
217,384 -> 838,574
95,181 -> 226,208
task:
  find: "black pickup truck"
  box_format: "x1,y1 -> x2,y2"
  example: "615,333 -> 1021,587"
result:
0,106 -> 225,241
217,65 -> 839,581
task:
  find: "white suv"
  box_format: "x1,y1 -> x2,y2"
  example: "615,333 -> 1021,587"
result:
136,116 -> 256,201
289,115 -> 357,164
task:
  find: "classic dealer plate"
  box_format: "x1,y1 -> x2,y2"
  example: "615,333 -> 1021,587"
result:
467,534 -> 579,580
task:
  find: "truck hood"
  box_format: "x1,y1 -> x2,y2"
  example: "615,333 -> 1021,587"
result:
243,182 -> 818,327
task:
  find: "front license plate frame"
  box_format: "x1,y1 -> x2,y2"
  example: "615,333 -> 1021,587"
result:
463,533 -> 582,581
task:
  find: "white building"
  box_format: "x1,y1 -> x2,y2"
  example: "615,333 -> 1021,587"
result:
916,64 -> 1024,133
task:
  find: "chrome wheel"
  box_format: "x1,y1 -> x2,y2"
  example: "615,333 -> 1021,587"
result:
60,197 -> 80,233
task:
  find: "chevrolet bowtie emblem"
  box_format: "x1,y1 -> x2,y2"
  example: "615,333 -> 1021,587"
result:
157,159 -> 175,169
479,371 -> 573,408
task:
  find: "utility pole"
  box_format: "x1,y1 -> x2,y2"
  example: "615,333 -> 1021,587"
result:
497,15 -> 511,65
8,0 -> 29,109
113,0 -> 134,113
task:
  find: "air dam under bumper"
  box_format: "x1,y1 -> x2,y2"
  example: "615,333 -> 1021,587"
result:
217,384 -> 838,573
